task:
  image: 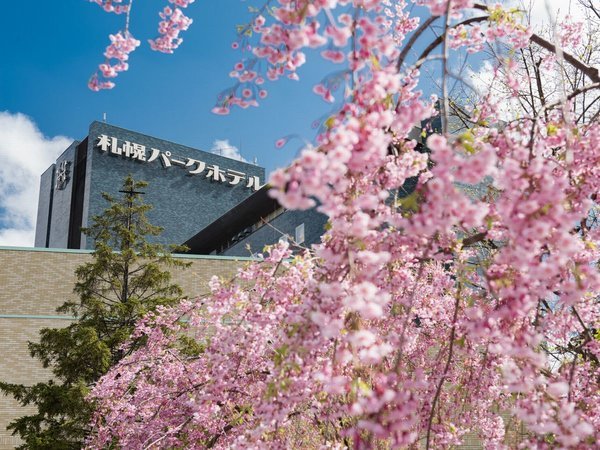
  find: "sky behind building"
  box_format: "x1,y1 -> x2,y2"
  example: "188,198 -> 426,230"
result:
0,0 -> 574,246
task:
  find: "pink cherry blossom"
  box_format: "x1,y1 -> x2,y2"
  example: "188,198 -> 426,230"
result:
87,1 -> 600,448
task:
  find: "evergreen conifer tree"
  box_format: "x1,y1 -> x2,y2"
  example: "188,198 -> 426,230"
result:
0,175 -> 189,449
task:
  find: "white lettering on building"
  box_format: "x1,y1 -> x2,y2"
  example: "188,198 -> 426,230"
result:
55,160 -> 71,190
96,135 -> 261,190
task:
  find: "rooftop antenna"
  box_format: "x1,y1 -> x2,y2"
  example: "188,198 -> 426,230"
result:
103,112 -> 107,123
253,157 -> 258,165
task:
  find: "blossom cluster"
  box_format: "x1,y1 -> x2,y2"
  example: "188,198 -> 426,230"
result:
89,0 -> 130,14
446,4 -> 532,53
148,2 -> 195,54
88,31 -> 140,91
213,0 -> 425,115
87,0 -> 195,91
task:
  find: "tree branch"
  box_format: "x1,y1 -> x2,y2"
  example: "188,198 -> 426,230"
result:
528,33 -> 600,83
408,4 -> 600,86
414,16 -> 489,70
425,283 -> 461,449
397,15 -> 439,70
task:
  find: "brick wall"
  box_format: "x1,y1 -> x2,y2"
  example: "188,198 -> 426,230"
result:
0,247 -> 251,449
1,247 -> 512,449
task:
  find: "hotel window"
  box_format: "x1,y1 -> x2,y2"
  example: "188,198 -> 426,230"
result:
295,223 -> 305,244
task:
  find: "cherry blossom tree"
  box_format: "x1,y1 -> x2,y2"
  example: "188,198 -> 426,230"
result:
85,1 -> 599,448
447,1 -> 600,131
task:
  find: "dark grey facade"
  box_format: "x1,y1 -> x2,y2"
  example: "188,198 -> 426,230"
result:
222,208 -> 328,257
35,122 -> 265,250
48,142 -> 80,248
35,122 -> 438,256
183,186 -> 328,256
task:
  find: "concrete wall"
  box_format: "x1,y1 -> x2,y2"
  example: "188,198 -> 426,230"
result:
0,247 -> 253,449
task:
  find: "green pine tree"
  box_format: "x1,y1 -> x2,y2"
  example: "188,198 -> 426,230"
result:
0,175 -> 189,449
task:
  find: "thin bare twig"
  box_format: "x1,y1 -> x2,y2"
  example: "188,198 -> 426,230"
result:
425,283 -> 461,449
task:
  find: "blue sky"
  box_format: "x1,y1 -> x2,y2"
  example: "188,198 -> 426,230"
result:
0,0 -> 352,173
0,0 -> 564,246
1,0 -> 362,245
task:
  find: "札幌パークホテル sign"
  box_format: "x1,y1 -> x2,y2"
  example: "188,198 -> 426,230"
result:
96,134 -> 261,190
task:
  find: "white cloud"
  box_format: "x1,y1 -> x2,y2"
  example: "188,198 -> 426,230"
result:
210,139 -> 248,162
515,0 -> 587,28
463,0 -> 593,122
0,112 -> 71,247
465,60 -> 524,122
